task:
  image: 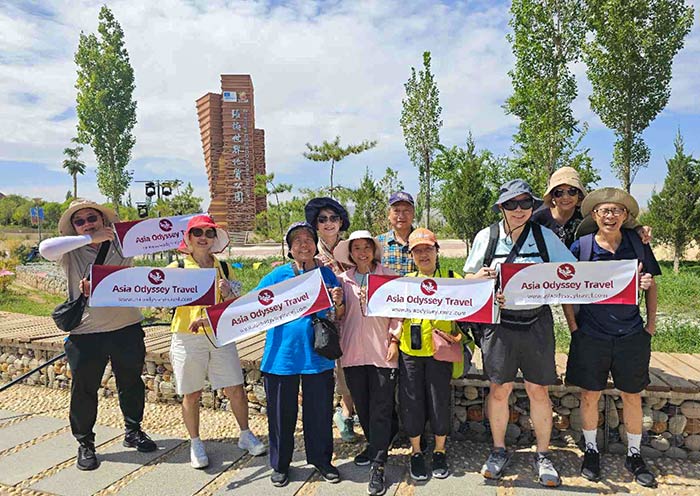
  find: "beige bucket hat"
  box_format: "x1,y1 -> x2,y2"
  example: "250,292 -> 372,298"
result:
58,198 -> 119,235
334,230 -> 382,267
543,167 -> 588,207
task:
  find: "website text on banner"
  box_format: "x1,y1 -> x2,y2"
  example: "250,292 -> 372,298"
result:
500,260 -> 638,306
114,213 -> 199,257
90,265 -> 216,307
205,269 -> 332,347
365,275 -> 497,323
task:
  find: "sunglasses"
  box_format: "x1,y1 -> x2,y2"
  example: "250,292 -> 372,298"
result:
553,187 -> 580,198
190,228 -> 217,238
317,214 -> 340,224
501,198 -> 534,211
72,214 -> 100,227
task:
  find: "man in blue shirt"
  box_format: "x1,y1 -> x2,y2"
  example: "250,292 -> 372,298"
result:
563,188 -> 660,488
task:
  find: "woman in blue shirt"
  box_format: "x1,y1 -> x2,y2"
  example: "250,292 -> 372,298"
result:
256,222 -> 344,488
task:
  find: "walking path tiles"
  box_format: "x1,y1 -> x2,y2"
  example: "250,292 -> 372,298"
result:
30,435 -> 183,496
412,472 -> 498,495
116,440 -> 247,496
309,458 -> 405,496
0,424 -> 122,485
0,409 -> 26,424
0,415 -> 67,452
214,453 -> 314,495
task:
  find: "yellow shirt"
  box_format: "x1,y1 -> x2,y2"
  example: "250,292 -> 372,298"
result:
399,268 -> 463,357
168,255 -> 233,334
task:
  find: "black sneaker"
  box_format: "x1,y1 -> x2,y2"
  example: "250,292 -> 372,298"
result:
315,462 -> 341,483
76,442 -> 99,471
123,430 -> 157,453
409,453 -> 428,481
625,449 -> 657,488
432,451 -> 449,479
270,470 -> 289,487
368,463 -> 387,496
354,445 -> 371,466
581,447 -> 601,482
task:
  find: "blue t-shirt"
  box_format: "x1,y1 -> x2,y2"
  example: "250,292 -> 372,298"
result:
256,263 -> 338,375
570,229 -> 661,339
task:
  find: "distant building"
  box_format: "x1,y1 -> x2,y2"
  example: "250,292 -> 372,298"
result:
196,75 -> 267,235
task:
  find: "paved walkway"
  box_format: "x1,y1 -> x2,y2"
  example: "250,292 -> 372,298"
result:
1,385 -> 699,495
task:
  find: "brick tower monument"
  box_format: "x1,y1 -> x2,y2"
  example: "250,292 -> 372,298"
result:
196,75 -> 267,238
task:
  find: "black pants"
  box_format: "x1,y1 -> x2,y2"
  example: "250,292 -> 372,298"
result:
398,352 -> 452,438
63,323 -> 146,444
263,370 -> 334,472
344,365 -> 396,464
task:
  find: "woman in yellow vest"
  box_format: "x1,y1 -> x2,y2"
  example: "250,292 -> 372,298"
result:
169,215 -> 266,469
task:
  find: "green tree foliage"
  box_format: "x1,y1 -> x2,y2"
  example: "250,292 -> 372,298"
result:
434,134 -> 501,254
644,130 -> 700,273
74,5 -> 137,207
584,0 -> 694,191
350,167 -> 404,234
255,173 -> 294,257
505,0 -> 596,194
154,183 -> 203,216
303,136 -> 377,198
400,51 -> 443,228
62,137 -> 87,199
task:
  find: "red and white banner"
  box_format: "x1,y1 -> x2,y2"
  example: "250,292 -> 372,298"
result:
90,265 -> 216,307
206,269 -> 332,346
365,275 -> 497,323
500,260 -> 638,306
114,214 -> 199,257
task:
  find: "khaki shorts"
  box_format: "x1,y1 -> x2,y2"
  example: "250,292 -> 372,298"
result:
170,333 -> 244,395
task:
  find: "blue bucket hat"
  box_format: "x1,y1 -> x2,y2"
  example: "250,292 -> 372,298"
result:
492,179 -> 542,213
285,221 -> 319,259
304,197 -> 350,232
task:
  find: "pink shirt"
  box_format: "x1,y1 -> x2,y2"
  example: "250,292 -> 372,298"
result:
337,264 -> 402,369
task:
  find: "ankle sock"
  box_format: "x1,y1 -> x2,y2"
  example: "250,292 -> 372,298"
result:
583,429 -> 598,452
627,433 -> 642,456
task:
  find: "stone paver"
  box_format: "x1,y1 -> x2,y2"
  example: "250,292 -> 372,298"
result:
214,453 -> 314,495
0,415 -> 67,452
309,458 -> 405,496
116,440 -> 247,496
412,472 -> 497,496
31,435 -> 183,496
0,424 -> 122,485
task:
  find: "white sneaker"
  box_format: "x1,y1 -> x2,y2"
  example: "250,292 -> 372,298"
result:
190,438 -> 209,469
238,430 -> 267,456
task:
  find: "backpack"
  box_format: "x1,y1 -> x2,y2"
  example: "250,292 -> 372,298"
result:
577,229 -> 644,265
483,221 -> 549,268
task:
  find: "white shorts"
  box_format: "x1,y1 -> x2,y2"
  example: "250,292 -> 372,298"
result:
170,333 -> 244,395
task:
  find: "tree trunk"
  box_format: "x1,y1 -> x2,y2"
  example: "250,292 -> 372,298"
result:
425,153 -> 431,229
674,244 -> 681,274
73,174 -> 78,198
330,160 -> 335,199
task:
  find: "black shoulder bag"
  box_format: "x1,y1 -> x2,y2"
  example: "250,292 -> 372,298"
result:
291,263 -> 342,360
51,241 -> 111,332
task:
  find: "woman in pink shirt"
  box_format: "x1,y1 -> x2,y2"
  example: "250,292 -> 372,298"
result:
334,230 -> 402,496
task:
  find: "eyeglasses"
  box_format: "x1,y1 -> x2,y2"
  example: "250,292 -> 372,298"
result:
553,187 -> 579,198
190,228 -> 217,238
317,215 -> 340,224
501,198 -> 534,211
593,207 -> 626,217
72,214 -> 100,227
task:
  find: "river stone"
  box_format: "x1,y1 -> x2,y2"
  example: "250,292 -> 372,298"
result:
569,408 -> 582,431
555,406 -> 571,416
651,436 -> 671,452
619,425 -> 627,444
560,394 -> 579,409
670,415 -> 688,435
641,446 -> 662,459
686,418 -> 700,435
667,446 -> 688,459
464,386 -> 479,400
553,414 -> 569,431
653,410 -> 669,423
467,406 -> 484,422
689,451 -> 700,463
653,398 -> 668,410
468,421 -> 486,434
607,399 -> 620,429
519,415 -> 533,431
682,402 -> 700,419
685,435 -> 700,452
642,407 -> 654,431
609,442 -> 627,455
454,406 -> 467,423
505,424 -> 521,443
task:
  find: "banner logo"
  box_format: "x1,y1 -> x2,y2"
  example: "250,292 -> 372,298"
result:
557,263 -> 575,280
420,279 -> 438,296
258,289 -> 275,306
148,269 -> 165,285
159,219 -> 173,232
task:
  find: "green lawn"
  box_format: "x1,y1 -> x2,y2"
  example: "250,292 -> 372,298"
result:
0,284 -> 64,316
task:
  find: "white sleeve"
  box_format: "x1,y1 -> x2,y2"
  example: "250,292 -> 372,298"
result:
39,235 -> 93,261
463,227 -> 490,274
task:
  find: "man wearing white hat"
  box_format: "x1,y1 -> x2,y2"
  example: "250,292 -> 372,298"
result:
40,199 -> 156,471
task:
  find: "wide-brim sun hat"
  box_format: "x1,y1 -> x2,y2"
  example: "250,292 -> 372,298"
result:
58,198 -> 119,235
492,179 -> 542,213
543,166 -> 588,207
304,197 -> 350,232
178,214 -> 229,254
576,187 -> 639,237
334,230 -> 382,266
285,221 -> 319,259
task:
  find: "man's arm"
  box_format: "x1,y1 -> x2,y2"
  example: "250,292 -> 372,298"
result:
39,235 -> 92,261
562,304 -> 578,332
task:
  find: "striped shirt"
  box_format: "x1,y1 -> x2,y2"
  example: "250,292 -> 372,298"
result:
377,228 -> 415,276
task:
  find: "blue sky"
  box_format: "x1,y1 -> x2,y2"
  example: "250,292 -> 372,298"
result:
1,0 -> 699,209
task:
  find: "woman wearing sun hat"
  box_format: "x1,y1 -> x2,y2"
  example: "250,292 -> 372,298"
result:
333,230 -> 401,496
168,214 -> 266,469
563,188 -> 661,488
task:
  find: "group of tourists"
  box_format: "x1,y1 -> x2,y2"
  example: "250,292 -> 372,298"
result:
39,165 -> 660,494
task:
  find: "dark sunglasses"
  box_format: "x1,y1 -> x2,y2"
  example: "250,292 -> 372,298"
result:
190,227 -> 217,239
72,214 -> 100,227
553,187 -> 580,198
501,198 -> 534,211
317,214 -> 340,224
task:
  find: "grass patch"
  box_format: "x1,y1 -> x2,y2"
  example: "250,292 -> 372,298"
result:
655,261 -> 700,318
0,283 -> 64,316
